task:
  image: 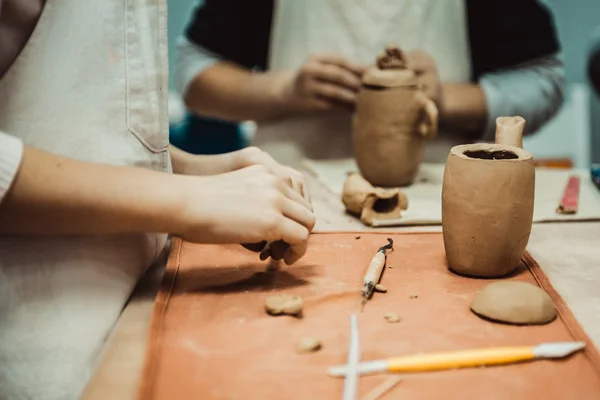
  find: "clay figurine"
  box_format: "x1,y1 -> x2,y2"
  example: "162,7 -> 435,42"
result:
442,117 -> 535,277
471,281 -> 557,325
342,172 -> 408,226
353,45 -> 438,187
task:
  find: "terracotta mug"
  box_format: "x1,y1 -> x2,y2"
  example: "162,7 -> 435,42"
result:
353,46 -> 438,188
441,139 -> 535,278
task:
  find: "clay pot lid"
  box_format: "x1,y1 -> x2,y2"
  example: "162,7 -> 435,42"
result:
451,143 -> 532,162
362,45 -> 418,88
362,67 -> 418,88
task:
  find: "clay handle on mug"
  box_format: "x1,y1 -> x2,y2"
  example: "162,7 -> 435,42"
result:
417,92 -> 438,139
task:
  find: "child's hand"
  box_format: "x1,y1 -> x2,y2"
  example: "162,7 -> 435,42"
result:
173,146 -> 311,203
174,164 -> 315,264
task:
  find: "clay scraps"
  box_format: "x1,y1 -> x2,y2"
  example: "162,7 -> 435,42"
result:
341,173 -> 408,226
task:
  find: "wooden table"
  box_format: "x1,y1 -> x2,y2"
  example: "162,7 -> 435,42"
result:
80,174 -> 600,400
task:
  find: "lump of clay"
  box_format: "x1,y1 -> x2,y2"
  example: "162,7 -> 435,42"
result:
374,284 -> 387,293
265,294 -> 303,316
342,173 -> 408,226
383,313 -> 400,323
295,338 -> 322,354
470,281 -> 557,325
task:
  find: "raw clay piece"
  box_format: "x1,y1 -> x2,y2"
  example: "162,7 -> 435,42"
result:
264,295 -> 303,316
470,281 -> 557,325
441,139 -> 535,277
354,45 -> 438,187
374,284 -> 387,293
495,116 -> 525,148
383,313 -> 400,323
341,172 -> 408,226
295,338 -> 322,354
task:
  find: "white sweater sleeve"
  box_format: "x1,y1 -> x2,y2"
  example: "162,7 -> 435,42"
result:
479,53 -> 565,140
174,35 -> 222,96
0,131 -> 24,204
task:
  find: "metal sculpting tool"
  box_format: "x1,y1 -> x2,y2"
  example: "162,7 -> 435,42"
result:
360,238 -> 393,311
328,341 -> 586,377
342,315 -> 360,400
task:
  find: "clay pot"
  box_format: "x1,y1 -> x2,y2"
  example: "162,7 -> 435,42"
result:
353,46 -> 438,188
441,143 -> 535,277
342,173 -> 408,226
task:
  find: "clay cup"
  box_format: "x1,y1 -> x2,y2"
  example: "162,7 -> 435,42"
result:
441,143 -> 535,278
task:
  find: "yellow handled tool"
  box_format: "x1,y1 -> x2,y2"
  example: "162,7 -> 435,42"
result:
328,341 -> 586,377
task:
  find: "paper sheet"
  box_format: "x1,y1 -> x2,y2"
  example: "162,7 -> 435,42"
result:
302,158 -> 600,226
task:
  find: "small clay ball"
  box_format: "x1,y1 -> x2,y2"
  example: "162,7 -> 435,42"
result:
383,313 -> 400,323
295,338 -> 322,354
265,294 -> 303,316
374,284 -> 387,293
471,281 -> 557,325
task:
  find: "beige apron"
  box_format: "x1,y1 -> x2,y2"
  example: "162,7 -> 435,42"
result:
0,1 -> 169,399
254,0 -> 472,167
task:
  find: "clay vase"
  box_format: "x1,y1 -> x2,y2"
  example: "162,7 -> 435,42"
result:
353,46 -> 438,188
342,172 -> 408,226
441,142 -> 535,278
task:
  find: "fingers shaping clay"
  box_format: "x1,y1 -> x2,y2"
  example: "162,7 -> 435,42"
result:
342,173 -> 408,226
471,281 -> 557,325
354,45 -> 438,187
264,295 -> 303,316
441,141 -> 535,277
295,338 -> 322,354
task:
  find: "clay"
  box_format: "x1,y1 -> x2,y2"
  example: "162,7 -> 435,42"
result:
383,313 -> 400,323
409,294 -> 418,299
471,281 -> 557,325
295,337 -> 322,354
353,45 -> 438,187
341,172 -> 408,226
264,295 -> 303,316
441,142 -> 535,277
374,284 -> 387,293
495,116 -> 525,148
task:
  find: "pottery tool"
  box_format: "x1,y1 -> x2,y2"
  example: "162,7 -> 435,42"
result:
342,315 -> 360,400
361,376 -> 403,400
360,238 -> 393,311
556,175 -> 580,214
328,341 -> 586,377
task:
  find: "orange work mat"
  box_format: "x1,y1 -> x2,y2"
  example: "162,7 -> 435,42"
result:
138,233 -> 600,400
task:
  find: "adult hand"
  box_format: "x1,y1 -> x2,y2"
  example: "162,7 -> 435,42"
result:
277,53 -> 366,112
175,165 -> 316,264
405,50 -> 443,109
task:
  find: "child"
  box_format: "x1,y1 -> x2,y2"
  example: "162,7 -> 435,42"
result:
0,1 -> 314,399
